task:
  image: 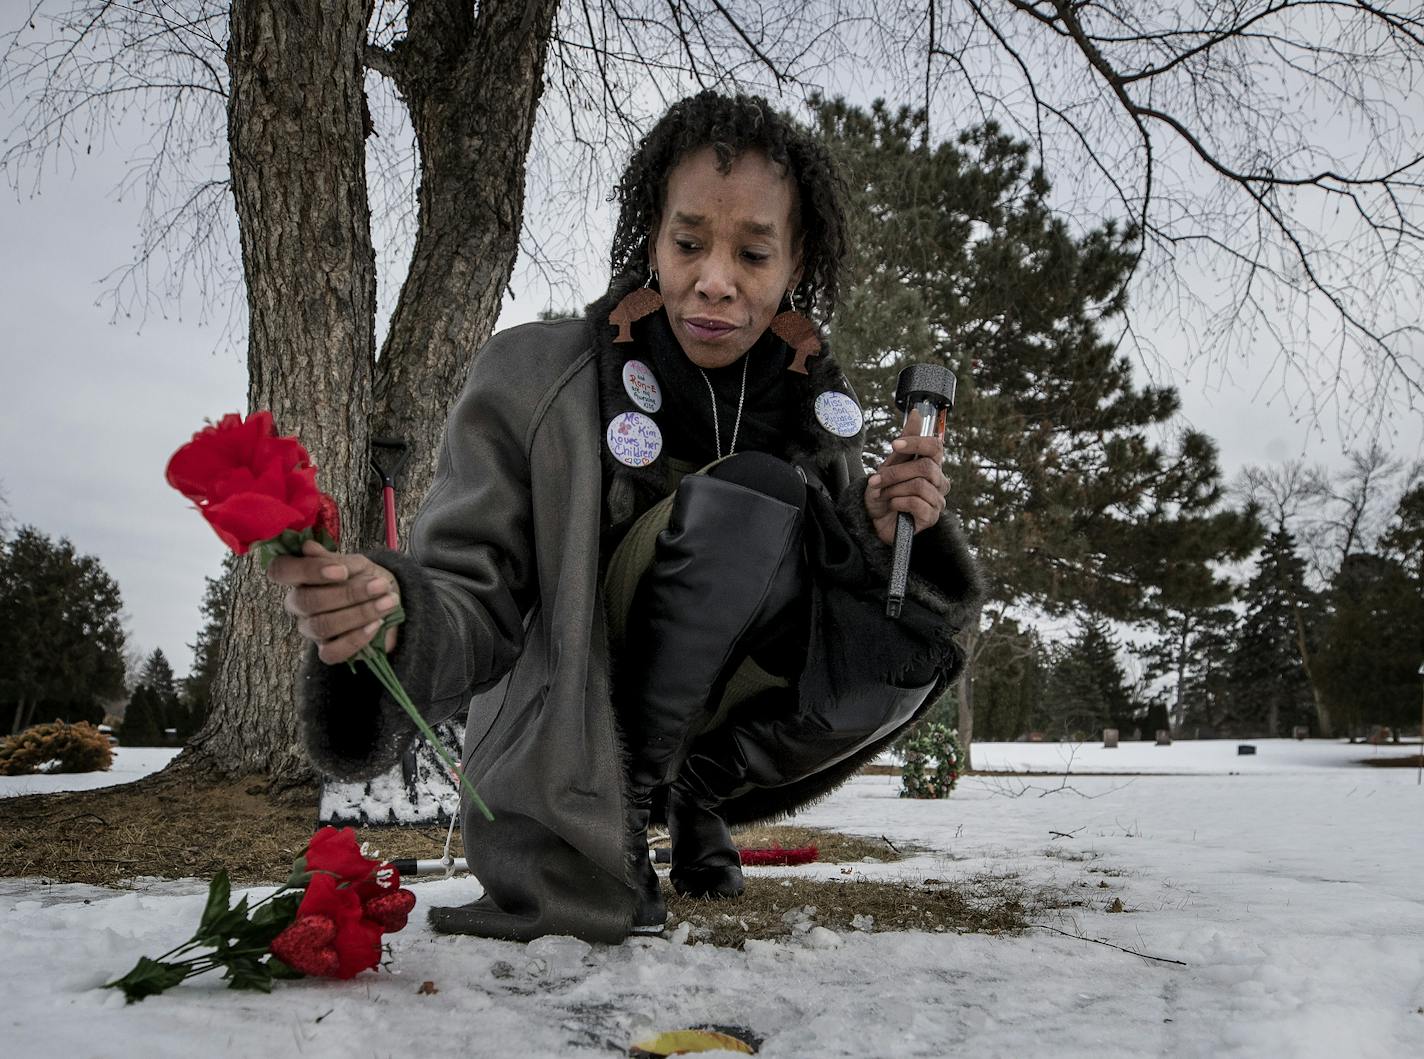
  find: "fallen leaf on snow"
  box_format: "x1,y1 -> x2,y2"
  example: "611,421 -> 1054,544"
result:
629,1028 -> 756,1055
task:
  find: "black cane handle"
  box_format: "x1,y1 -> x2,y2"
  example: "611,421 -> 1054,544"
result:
884,363 -> 957,619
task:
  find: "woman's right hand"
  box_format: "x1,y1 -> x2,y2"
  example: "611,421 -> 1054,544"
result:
266,539 -> 401,664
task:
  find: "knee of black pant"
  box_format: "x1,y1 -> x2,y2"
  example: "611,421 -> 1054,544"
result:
705,451 -> 805,511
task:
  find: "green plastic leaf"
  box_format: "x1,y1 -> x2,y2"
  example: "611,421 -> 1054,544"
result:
247,892 -> 302,947
266,955 -> 305,980
106,957 -> 191,1004
196,893 -> 254,948
222,956 -> 274,994
197,870 -> 232,937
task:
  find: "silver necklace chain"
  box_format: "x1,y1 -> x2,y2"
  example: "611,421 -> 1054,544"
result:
699,356 -> 749,459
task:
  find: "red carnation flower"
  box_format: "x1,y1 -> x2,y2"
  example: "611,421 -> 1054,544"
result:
313,492 -> 341,548
269,915 -> 341,978
277,873 -> 384,980
362,888 -> 417,933
300,826 -> 380,888
165,411 -> 322,554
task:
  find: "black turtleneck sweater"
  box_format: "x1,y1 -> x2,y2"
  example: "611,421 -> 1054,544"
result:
642,310 -> 800,467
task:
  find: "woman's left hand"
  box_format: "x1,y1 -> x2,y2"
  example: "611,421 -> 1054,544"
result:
864,421 -> 949,546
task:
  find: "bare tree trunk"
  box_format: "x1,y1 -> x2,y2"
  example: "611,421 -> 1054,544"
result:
1293,606 -> 1333,739
11,698 -> 30,735
362,0 -> 562,541
1171,615 -> 1188,732
189,0 -> 378,786
957,625 -> 978,771
188,0 -> 561,787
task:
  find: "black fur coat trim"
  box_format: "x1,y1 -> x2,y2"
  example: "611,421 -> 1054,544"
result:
297,548 -> 444,780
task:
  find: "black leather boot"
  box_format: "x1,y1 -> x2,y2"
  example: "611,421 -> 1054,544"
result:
676,660 -> 937,809
616,456 -> 806,911
666,780 -> 745,899
628,790 -> 667,933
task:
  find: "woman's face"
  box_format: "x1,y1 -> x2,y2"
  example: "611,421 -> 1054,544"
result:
649,146 -> 804,369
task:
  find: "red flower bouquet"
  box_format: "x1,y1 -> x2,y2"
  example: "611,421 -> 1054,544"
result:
108,827 -> 417,1001
166,412 -> 490,820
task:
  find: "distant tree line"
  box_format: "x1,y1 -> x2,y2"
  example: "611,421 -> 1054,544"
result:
825,102 -> 1423,753
930,460 -> 1424,744
0,525 -> 234,746
5,98 -> 1421,763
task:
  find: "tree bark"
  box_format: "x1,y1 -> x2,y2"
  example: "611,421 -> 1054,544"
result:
190,0 -> 378,785
361,0 -> 562,543
957,624 -> 978,771
189,0 -> 561,787
1171,615 -> 1188,733
1292,604 -> 1333,738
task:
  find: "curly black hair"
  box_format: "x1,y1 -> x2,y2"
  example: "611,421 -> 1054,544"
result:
608,90 -> 849,319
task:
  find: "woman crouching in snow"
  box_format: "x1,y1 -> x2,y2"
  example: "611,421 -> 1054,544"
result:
267,90 -> 982,942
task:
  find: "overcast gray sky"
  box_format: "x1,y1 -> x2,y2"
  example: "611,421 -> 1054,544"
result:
2,80 -> 1419,680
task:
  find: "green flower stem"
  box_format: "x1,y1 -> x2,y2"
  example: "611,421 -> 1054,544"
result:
355,640 -> 494,822
153,886 -> 291,964
156,945 -> 282,987
263,531 -> 494,822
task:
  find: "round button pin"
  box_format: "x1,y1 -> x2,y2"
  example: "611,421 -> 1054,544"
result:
814,391 -> 864,437
622,359 -> 663,413
606,412 -> 663,468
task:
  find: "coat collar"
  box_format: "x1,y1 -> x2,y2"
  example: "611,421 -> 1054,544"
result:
585,276 -> 864,536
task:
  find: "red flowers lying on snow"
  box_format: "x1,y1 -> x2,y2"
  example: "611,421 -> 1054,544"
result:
107,826 -> 417,1002
270,827 -> 417,980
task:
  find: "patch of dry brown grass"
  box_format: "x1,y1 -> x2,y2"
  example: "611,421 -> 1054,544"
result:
3,766 -> 1065,948
1360,754 -> 1424,768
720,824 -> 911,864
664,869 -> 1049,948
0,758 -> 455,886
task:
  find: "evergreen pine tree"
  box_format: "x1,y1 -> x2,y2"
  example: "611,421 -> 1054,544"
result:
182,556 -> 236,738
1139,604 -> 1242,734
1314,552 -> 1423,738
972,619 -> 1047,740
817,100 -> 1246,761
138,648 -> 182,738
1381,484 -> 1424,584
1223,529 -> 1317,737
122,684 -> 164,746
1045,616 -> 1135,739
0,527 -> 126,734
1165,608 -> 1238,736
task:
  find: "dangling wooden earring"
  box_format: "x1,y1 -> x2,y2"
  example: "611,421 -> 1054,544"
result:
770,288 -> 822,374
609,271 -> 664,343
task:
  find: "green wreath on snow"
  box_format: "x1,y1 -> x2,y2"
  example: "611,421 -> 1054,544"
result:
899,722 -> 962,799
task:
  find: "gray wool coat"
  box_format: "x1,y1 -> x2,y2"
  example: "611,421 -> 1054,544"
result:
299,314 -> 983,943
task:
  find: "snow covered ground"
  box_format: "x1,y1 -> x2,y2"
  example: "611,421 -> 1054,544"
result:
0,746 -> 180,798
4,741 -> 1422,1058
970,734 -> 1419,774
